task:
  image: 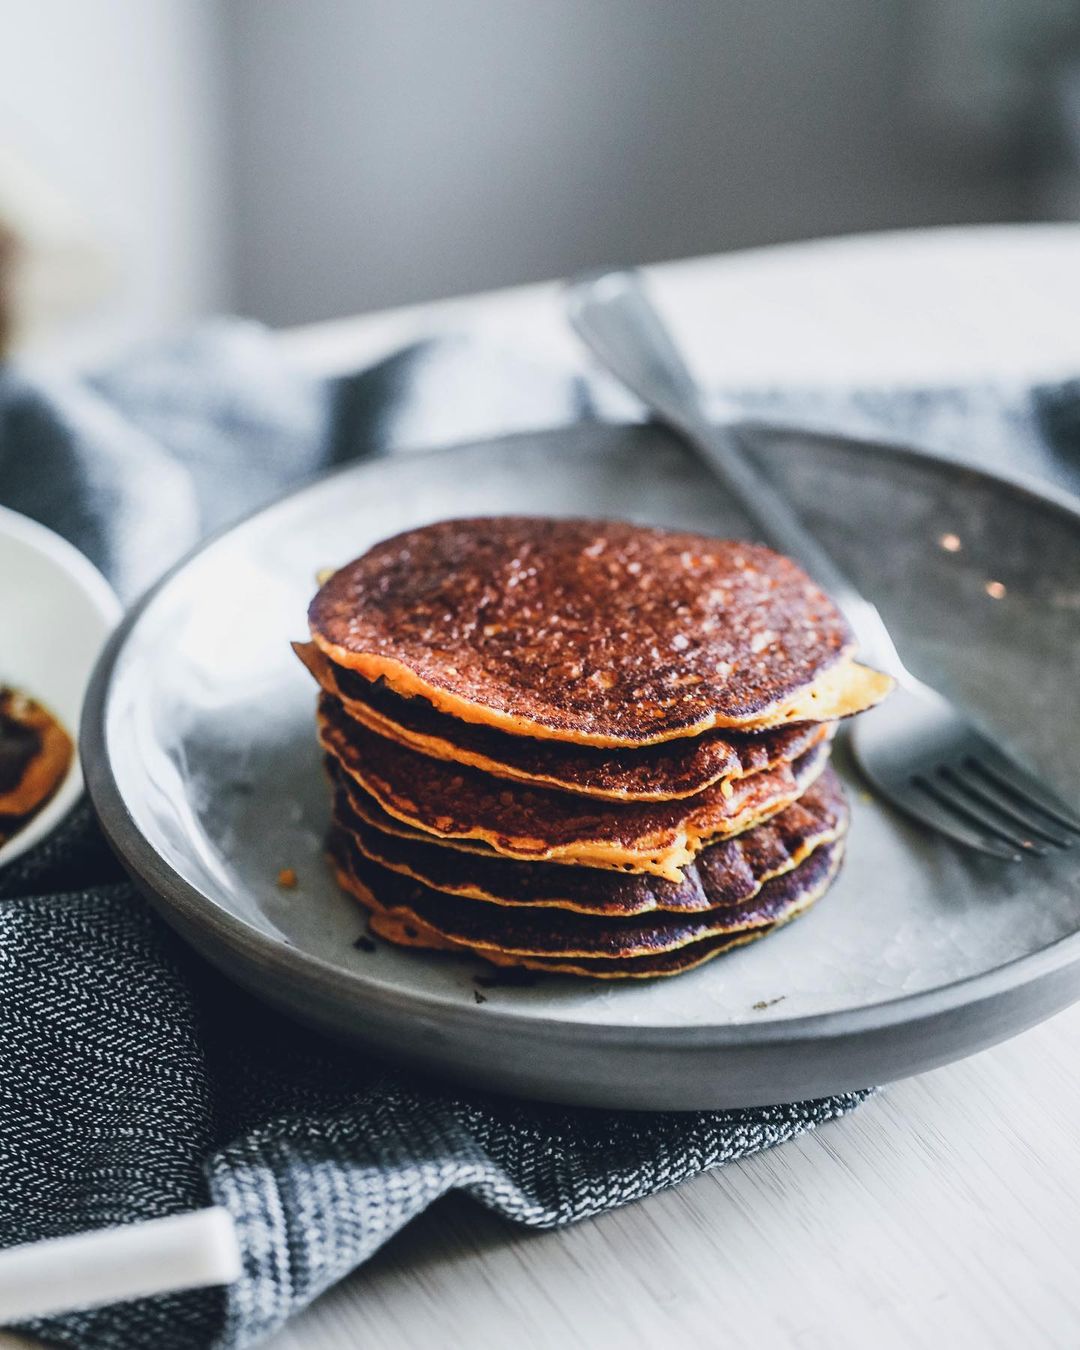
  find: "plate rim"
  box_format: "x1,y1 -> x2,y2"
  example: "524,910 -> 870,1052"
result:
81,421 -> 1080,1051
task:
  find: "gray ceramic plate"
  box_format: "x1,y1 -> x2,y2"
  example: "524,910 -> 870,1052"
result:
82,423 -> 1080,1109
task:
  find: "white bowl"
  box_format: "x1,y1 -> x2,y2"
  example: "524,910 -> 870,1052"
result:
0,505 -> 121,868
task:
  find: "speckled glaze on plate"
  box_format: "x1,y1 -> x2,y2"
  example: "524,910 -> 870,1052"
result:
82,423 -> 1080,1109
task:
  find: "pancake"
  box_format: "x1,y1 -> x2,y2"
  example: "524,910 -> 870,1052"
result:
326,764 -> 521,856
295,640 -> 832,801
330,763 -> 849,916
365,910 -> 773,979
329,832 -> 844,974
310,517 -> 891,746
318,694 -> 831,880
331,832 -> 838,957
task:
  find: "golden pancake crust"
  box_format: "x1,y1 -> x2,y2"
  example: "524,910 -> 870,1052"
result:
330,764 -> 849,916
296,641 -> 832,801
310,517 -> 870,746
331,835 -> 844,978
318,693 -> 830,880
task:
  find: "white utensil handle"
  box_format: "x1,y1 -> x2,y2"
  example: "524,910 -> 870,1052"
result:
0,1208 -> 241,1324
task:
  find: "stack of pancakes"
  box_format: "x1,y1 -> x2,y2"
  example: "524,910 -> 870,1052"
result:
298,517 -> 892,979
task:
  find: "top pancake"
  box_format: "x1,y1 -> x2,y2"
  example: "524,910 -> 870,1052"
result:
310,516 -> 874,747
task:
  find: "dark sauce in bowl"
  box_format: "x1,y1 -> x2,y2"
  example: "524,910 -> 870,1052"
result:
0,687 -> 73,849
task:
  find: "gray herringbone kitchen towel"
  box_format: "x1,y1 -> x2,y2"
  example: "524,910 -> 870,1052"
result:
2,323 -> 1076,1349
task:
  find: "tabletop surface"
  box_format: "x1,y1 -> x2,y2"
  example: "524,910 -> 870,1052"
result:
8,223 -> 1080,1350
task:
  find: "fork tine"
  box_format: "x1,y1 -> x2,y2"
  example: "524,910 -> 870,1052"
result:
906,778 -> 1023,861
940,767 -> 1072,849
966,751 -> 1080,835
917,775 -> 1048,856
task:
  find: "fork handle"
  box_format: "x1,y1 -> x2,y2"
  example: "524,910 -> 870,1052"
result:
565,268 -> 906,680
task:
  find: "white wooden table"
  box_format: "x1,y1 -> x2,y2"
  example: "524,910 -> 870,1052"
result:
10,224 -> 1080,1350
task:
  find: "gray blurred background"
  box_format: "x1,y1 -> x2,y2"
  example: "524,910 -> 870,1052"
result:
3,0 -> 1080,361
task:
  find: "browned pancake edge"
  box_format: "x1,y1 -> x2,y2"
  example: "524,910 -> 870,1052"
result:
318,694 -> 832,880
330,763 -> 849,915
295,639 -> 833,800
330,837 -> 845,979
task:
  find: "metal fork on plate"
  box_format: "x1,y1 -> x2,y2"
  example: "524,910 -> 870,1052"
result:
566,268 -> 1080,861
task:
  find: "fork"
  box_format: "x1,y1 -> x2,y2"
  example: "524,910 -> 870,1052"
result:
565,268 -> 1080,861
